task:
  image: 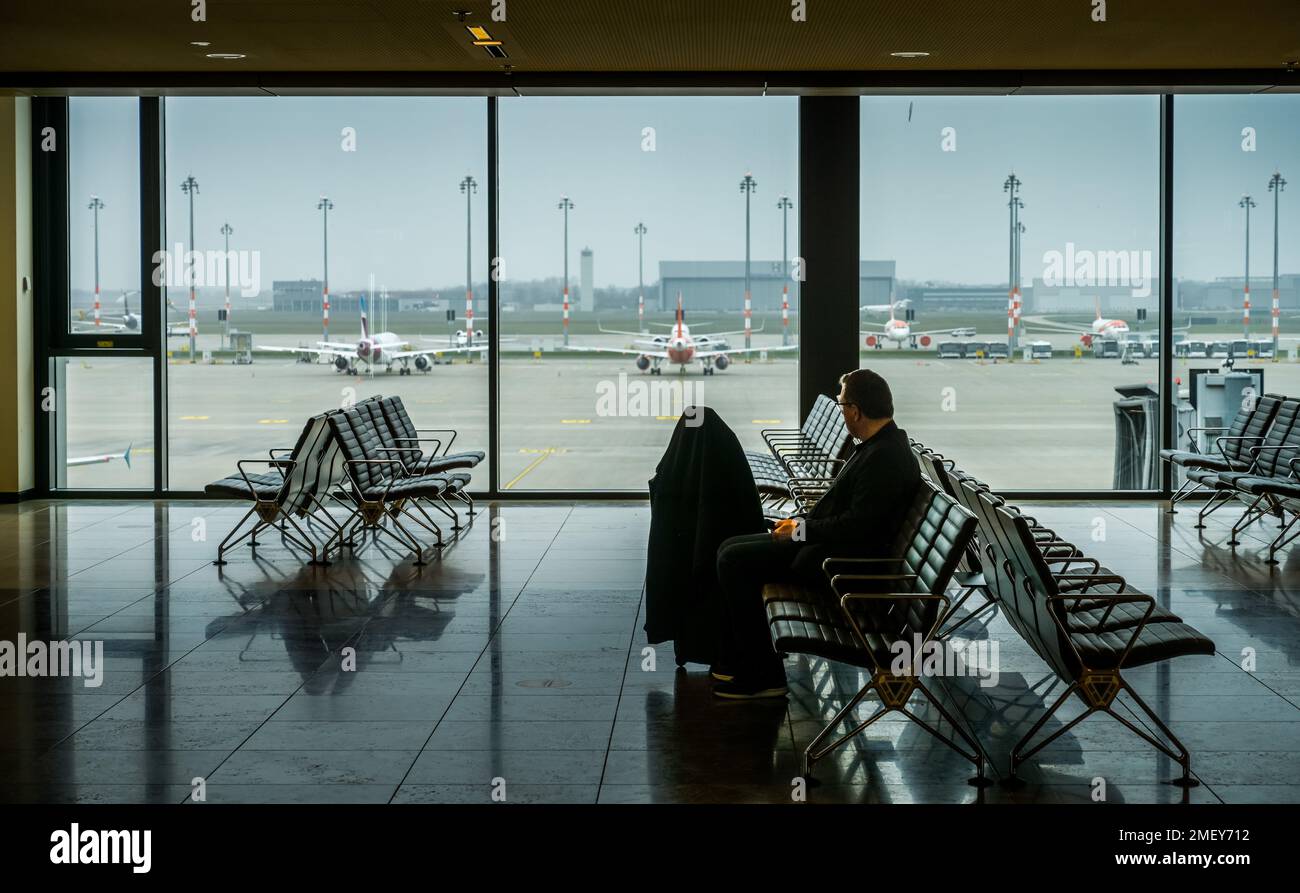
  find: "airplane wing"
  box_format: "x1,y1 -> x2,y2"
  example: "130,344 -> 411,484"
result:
260,344 -> 356,359
72,321 -> 129,333
558,345 -> 670,359
597,322 -> 651,337
390,346 -> 486,359
695,344 -> 799,358
68,444 -> 132,468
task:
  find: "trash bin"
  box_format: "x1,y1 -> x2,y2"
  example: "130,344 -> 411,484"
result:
1113,383 -> 1158,490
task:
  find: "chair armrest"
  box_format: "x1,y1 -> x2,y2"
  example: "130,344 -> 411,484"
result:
416,428 -> 458,455
829,572 -> 918,597
235,458 -> 295,501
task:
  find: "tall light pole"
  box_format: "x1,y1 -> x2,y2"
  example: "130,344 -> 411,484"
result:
1240,193 -> 1256,340
180,175 -> 199,362
318,196 -> 334,346
558,195 -> 574,347
1003,173 -> 1022,353
634,221 -> 647,332
460,175 -> 478,353
740,172 -> 757,350
1269,171 -> 1287,357
777,194 -> 793,347
88,195 -> 105,328
220,221 -> 233,350
1014,206 -> 1025,344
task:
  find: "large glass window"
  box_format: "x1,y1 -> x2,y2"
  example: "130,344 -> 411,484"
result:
68,97 -> 141,338
1174,95 -> 1300,443
162,97 -> 489,491
860,96 -> 1161,490
51,356 -> 154,490
498,97 -> 800,490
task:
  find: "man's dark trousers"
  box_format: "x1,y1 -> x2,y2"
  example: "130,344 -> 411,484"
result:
716,534 -> 825,677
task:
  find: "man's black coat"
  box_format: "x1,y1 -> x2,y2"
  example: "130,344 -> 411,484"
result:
800,419 -> 920,556
645,407 -> 764,666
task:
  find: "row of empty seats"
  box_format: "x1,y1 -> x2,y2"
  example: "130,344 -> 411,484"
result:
1161,393 -> 1300,562
747,394 -> 853,513
204,395 -> 482,566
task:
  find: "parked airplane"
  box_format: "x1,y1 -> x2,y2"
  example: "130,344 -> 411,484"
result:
860,299 -> 959,349
573,293 -> 797,375
1022,298 -> 1131,346
264,296 -> 482,375
73,291 -> 140,333
68,444 -> 131,468
861,298 -> 912,314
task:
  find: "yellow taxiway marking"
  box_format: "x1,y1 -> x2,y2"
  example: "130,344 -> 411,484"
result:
178,415 -> 209,421
655,416 -> 677,421
503,447 -> 560,489
752,419 -> 782,424
257,419 -> 289,425
560,419 -> 591,424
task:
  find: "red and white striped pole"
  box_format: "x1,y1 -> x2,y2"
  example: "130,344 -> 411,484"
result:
1007,291 -> 1014,343
1013,288 -> 1021,344
1272,286 -> 1280,354
563,286 -> 570,347
781,284 -> 789,346
1243,285 -> 1250,340
323,285 -> 330,343
466,287 -> 475,358
638,291 -> 644,331
93,286 -> 101,328
744,289 -> 752,350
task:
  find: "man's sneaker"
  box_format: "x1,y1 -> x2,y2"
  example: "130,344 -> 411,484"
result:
712,674 -> 788,700
709,664 -> 735,683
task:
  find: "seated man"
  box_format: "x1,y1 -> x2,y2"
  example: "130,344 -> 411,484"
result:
713,368 -> 921,699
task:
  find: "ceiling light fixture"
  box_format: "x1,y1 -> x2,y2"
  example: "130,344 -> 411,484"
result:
190,41 -> 210,47
890,51 -> 931,59
205,53 -> 246,60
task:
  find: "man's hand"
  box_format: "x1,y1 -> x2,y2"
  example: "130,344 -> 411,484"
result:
772,518 -> 799,541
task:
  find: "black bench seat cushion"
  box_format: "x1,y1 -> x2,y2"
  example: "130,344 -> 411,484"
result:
1187,467 -> 1239,487
1063,599 -> 1181,633
414,451 -> 485,474
745,450 -> 791,494
1158,450 -> 1242,472
204,471 -> 284,499
762,582 -> 922,668
1068,619 -> 1215,671
1232,475 -> 1300,498
361,474 -> 458,501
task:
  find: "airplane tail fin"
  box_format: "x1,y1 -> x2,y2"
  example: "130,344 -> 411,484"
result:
360,294 -> 371,340
676,292 -> 684,337
123,444 -> 132,470
1095,296 -> 1101,322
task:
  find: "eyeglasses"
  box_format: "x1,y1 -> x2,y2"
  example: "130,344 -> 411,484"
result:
835,400 -> 858,412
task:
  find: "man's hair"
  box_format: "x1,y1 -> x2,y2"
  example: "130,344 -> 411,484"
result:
839,368 -> 894,419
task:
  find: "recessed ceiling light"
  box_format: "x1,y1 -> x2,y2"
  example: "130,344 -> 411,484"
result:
190,41 -> 210,47
205,53 -> 246,60
890,51 -> 931,58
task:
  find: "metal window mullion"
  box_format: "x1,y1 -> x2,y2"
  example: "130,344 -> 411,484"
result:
1159,94 -> 1175,499
141,97 -> 167,494
487,96 -> 500,495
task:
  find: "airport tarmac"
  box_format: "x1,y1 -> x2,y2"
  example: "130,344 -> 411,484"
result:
59,343 -> 1300,493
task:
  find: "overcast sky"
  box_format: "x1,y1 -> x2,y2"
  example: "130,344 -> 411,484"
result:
69,94 -> 1297,296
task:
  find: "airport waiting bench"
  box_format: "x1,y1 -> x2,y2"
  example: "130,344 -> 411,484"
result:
760,478 -> 988,784
204,394 -> 481,566
748,394 -> 852,511
965,481 -> 1215,786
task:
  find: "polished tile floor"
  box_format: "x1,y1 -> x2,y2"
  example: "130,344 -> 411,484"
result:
0,497 -> 1298,804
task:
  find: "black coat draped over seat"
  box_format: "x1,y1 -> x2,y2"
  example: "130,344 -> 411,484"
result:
644,406 -> 765,667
